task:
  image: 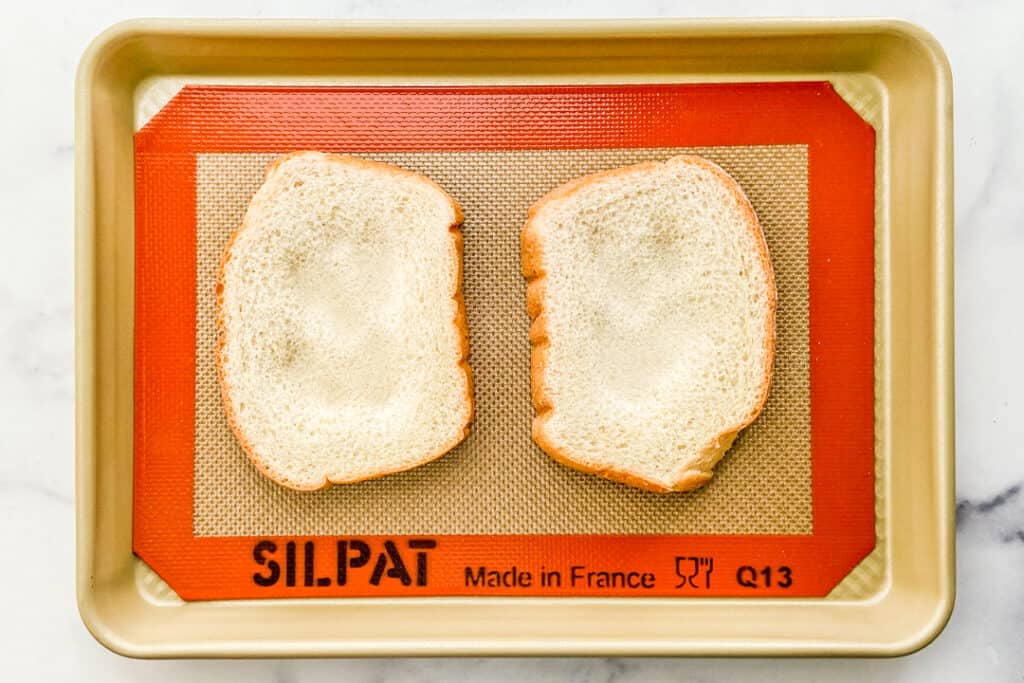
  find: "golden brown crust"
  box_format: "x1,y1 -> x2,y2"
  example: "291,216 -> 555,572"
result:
521,154 -> 776,493
216,151 -> 473,491
531,416 -> 714,493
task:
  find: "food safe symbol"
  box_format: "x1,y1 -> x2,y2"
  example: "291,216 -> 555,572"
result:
675,556 -> 714,589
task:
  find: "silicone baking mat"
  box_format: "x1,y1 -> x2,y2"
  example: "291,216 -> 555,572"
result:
133,83 -> 875,599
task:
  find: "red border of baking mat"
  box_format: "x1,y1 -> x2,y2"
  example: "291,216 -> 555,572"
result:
133,84 -> 875,600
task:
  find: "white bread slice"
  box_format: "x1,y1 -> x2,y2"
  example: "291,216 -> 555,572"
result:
522,155 -> 775,493
217,151 -> 472,491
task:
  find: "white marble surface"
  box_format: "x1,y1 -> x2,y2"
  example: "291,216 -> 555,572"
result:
1,0 -> 1021,679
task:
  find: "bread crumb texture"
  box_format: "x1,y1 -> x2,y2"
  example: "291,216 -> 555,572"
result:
218,152 -> 471,490
525,156 -> 775,492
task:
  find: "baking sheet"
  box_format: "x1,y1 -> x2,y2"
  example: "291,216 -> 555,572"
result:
76,19 -> 953,657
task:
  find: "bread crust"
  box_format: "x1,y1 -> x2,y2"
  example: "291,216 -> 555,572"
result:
522,155 -> 776,493
216,151 -> 473,491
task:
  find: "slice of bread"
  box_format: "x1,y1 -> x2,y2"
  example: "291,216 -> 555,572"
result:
217,151 -> 472,490
522,155 -> 775,493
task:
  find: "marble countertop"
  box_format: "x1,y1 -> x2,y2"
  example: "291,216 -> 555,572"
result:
2,0 -> 1021,680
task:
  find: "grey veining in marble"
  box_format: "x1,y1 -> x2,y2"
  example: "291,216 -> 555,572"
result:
957,483 -> 1024,545
1,0 -> 1022,680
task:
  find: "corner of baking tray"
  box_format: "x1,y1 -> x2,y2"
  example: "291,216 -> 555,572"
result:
77,19 -> 149,93
874,19 -> 953,92
76,584 -> 148,659
884,578 -> 956,658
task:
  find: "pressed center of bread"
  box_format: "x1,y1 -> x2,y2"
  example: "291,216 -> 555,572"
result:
533,160 -> 772,488
286,241 -> 403,407
219,154 -> 471,487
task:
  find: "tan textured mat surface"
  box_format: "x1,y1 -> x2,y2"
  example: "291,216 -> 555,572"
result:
193,146 -> 810,536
